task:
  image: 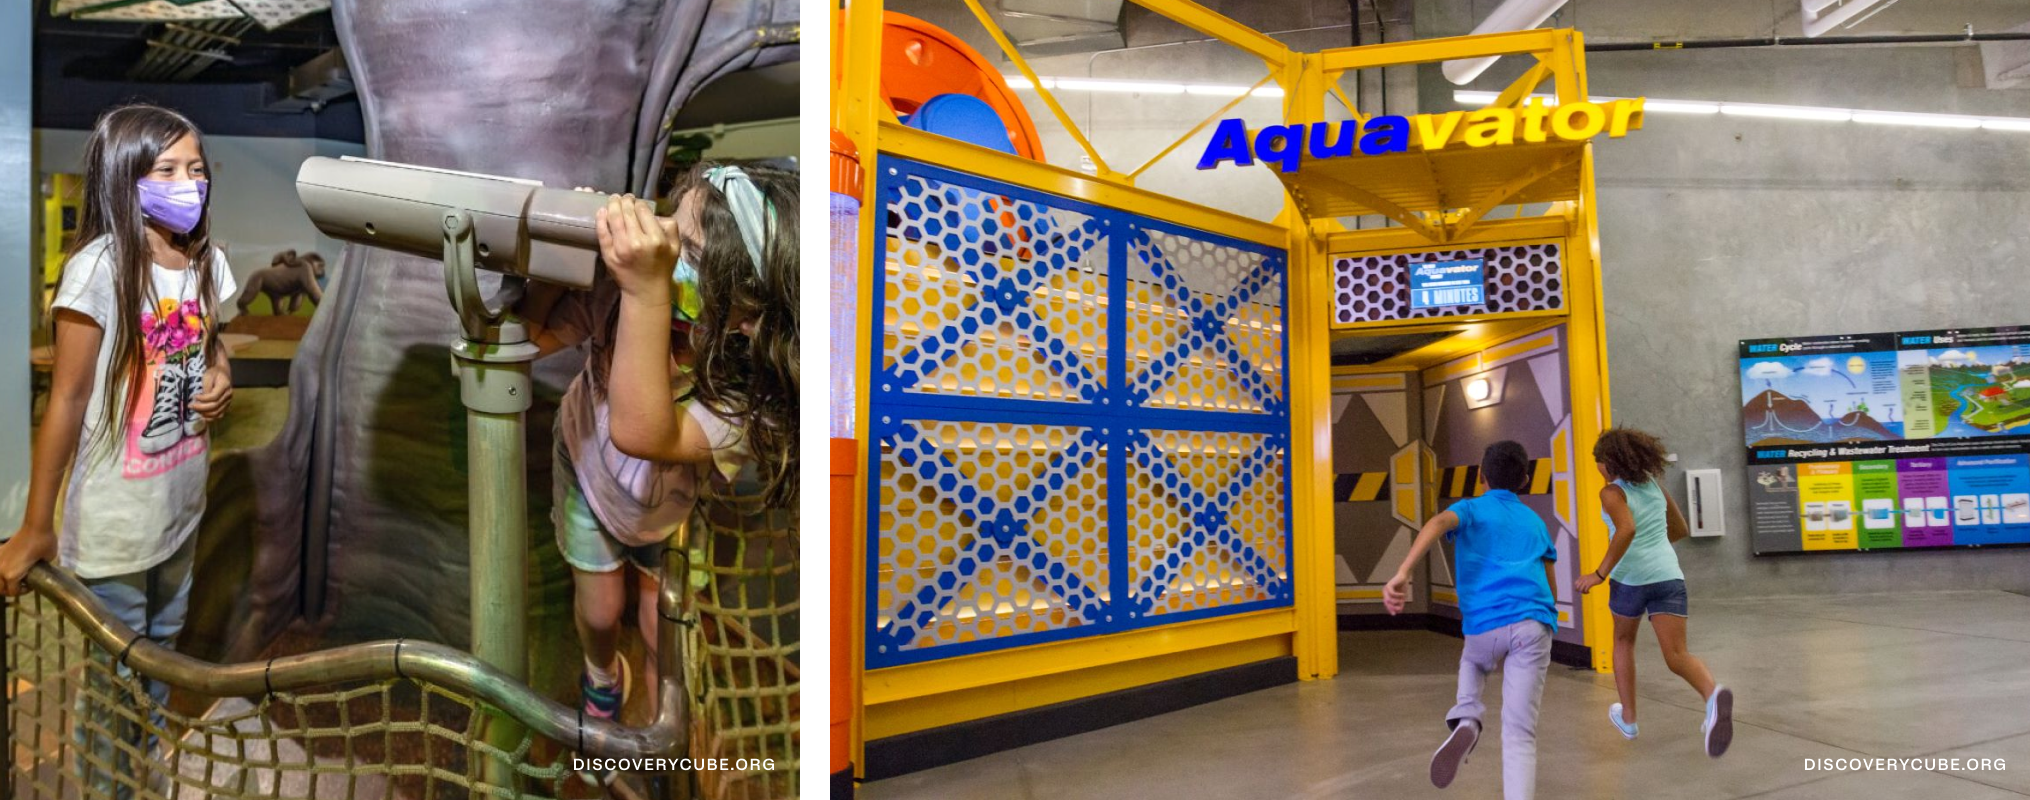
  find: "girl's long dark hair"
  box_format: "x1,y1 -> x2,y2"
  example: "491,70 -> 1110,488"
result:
673,161 -> 798,506
67,104 -> 217,454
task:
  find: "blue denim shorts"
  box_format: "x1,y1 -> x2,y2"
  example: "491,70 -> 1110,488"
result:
1609,578 -> 1688,618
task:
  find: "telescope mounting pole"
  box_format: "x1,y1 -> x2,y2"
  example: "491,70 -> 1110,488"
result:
441,209 -> 538,791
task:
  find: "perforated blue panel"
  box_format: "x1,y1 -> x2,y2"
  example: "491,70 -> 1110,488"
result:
866,157 -> 1293,668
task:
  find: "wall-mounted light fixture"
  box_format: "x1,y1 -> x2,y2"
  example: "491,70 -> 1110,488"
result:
1463,369 -> 1507,409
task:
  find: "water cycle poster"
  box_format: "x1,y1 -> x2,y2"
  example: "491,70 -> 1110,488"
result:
1741,326 -> 2030,554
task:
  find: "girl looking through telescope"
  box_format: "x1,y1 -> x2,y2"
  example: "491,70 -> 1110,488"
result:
518,161 -> 796,722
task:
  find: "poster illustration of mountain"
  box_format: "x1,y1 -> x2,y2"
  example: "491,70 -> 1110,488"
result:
1740,326 -> 2030,554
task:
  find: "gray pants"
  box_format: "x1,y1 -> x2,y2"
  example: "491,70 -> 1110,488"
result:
1447,620 -> 1553,800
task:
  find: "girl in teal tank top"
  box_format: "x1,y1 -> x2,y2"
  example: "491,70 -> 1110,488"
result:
1574,427 -> 1735,759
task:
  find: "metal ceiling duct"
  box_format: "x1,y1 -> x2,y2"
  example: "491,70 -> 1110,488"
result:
1441,0 -> 1570,85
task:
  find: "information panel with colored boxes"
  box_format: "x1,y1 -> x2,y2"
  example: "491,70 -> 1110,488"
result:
1741,326 -> 2030,554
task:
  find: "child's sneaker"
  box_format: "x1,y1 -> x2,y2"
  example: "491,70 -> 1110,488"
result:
1430,719 -> 1480,788
1609,703 -> 1639,739
1703,685 -> 1733,758
580,657 -> 631,721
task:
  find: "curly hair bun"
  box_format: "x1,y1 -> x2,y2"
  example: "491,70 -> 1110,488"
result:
1593,427 -> 1668,483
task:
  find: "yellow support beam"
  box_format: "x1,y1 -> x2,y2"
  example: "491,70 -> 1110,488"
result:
864,608 -> 1298,706
836,0 -> 885,778
879,122 -> 1287,246
1294,168 -> 1443,242
1132,0 -> 1293,70
1129,73 -> 1278,181
1450,147 -> 1585,240
958,0 -> 1122,181
1318,28 -> 1566,72
1567,143 -> 1617,672
866,633 -> 1293,739
1490,55 -> 1554,110
1324,215 -> 1569,254
1281,52 -> 1339,682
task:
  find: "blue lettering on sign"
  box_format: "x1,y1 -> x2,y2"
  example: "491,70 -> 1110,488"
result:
1747,343 -> 1780,353
1902,336 -> 1933,346
1409,258 -> 1486,310
1757,449 -> 1787,459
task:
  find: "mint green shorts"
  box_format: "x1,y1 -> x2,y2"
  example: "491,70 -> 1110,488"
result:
552,438 -> 668,574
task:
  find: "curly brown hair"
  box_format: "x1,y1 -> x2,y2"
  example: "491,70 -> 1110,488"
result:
1593,427 -> 1669,483
671,161 -> 798,507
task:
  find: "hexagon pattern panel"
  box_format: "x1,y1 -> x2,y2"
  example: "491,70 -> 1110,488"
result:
869,157 -> 1291,668
1128,430 -> 1289,618
879,174 -> 1110,404
1333,242 -> 1564,325
873,421 -> 1109,659
1128,231 -> 1286,415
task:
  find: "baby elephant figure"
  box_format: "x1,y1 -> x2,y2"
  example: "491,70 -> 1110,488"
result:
239,250 -> 325,315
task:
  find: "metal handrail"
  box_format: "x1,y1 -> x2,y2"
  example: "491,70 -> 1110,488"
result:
14,559 -> 688,760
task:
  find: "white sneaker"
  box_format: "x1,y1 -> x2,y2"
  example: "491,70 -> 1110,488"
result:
1430,719 -> 1479,788
1608,703 -> 1638,739
1703,685 -> 1734,758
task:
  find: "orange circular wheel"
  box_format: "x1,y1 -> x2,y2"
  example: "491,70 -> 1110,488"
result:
881,11 -> 1045,162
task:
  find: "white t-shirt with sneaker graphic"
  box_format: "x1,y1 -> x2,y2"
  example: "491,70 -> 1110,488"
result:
51,235 -> 236,579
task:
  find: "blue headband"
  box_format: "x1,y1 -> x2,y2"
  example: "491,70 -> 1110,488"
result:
704,165 -> 773,279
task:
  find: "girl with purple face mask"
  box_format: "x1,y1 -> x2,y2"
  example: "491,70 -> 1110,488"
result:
0,104 -> 237,787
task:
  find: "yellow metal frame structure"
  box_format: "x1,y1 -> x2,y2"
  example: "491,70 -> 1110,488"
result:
834,0 -> 1620,776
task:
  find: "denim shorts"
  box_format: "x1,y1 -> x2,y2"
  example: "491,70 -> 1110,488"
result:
1609,578 -> 1689,618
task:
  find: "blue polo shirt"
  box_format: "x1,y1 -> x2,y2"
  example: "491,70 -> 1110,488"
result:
1445,489 -> 1558,636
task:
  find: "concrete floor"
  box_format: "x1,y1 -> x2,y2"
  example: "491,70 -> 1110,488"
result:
864,591 -> 2030,799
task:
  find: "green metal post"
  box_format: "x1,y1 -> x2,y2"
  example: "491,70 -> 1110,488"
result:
441,211 -> 539,792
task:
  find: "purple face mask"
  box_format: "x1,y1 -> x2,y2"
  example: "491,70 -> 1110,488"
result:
136,179 -> 208,234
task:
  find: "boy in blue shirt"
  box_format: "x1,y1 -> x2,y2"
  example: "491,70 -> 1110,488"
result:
1384,440 -> 1558,800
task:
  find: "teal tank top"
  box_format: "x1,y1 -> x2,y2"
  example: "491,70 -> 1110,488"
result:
1601,478 -> 1683,585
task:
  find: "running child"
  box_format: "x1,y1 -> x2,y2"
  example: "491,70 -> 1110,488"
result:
1383,440 -> 1558,800
1573,426 -> 1734,758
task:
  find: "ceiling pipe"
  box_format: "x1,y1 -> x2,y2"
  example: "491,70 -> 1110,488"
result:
1588,30 -> 2030,51
1442,0 -> 1570,85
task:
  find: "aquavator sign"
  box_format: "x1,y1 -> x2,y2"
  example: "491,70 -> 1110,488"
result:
1196,97 -> 1647,173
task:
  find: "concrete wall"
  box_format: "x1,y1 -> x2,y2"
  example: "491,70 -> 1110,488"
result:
35,131 -> 366,320
1576,44 -> 2030,597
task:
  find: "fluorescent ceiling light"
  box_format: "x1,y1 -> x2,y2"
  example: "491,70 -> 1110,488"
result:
1853,111 -> 1983,129
1642,100 -> 1720,114
1053,78 -> 1185,94
1718,103 -> 1853,121
998,81 -> 2030,133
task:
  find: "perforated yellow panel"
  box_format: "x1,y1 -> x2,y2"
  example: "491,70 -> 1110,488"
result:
1128,430 -> 1289,619
868,157 -> 1290,668
873,420 -> 1109,659
1128,231 -> 1286,415
879,176 -> 1109,403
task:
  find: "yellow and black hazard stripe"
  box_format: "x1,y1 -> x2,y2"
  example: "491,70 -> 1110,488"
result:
1437,457 -> 1555,498
1333,471 -> 1390,503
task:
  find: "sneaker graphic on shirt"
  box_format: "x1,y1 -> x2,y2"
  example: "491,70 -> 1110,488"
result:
136,360 -> 188,455
181,355 -> 207,439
